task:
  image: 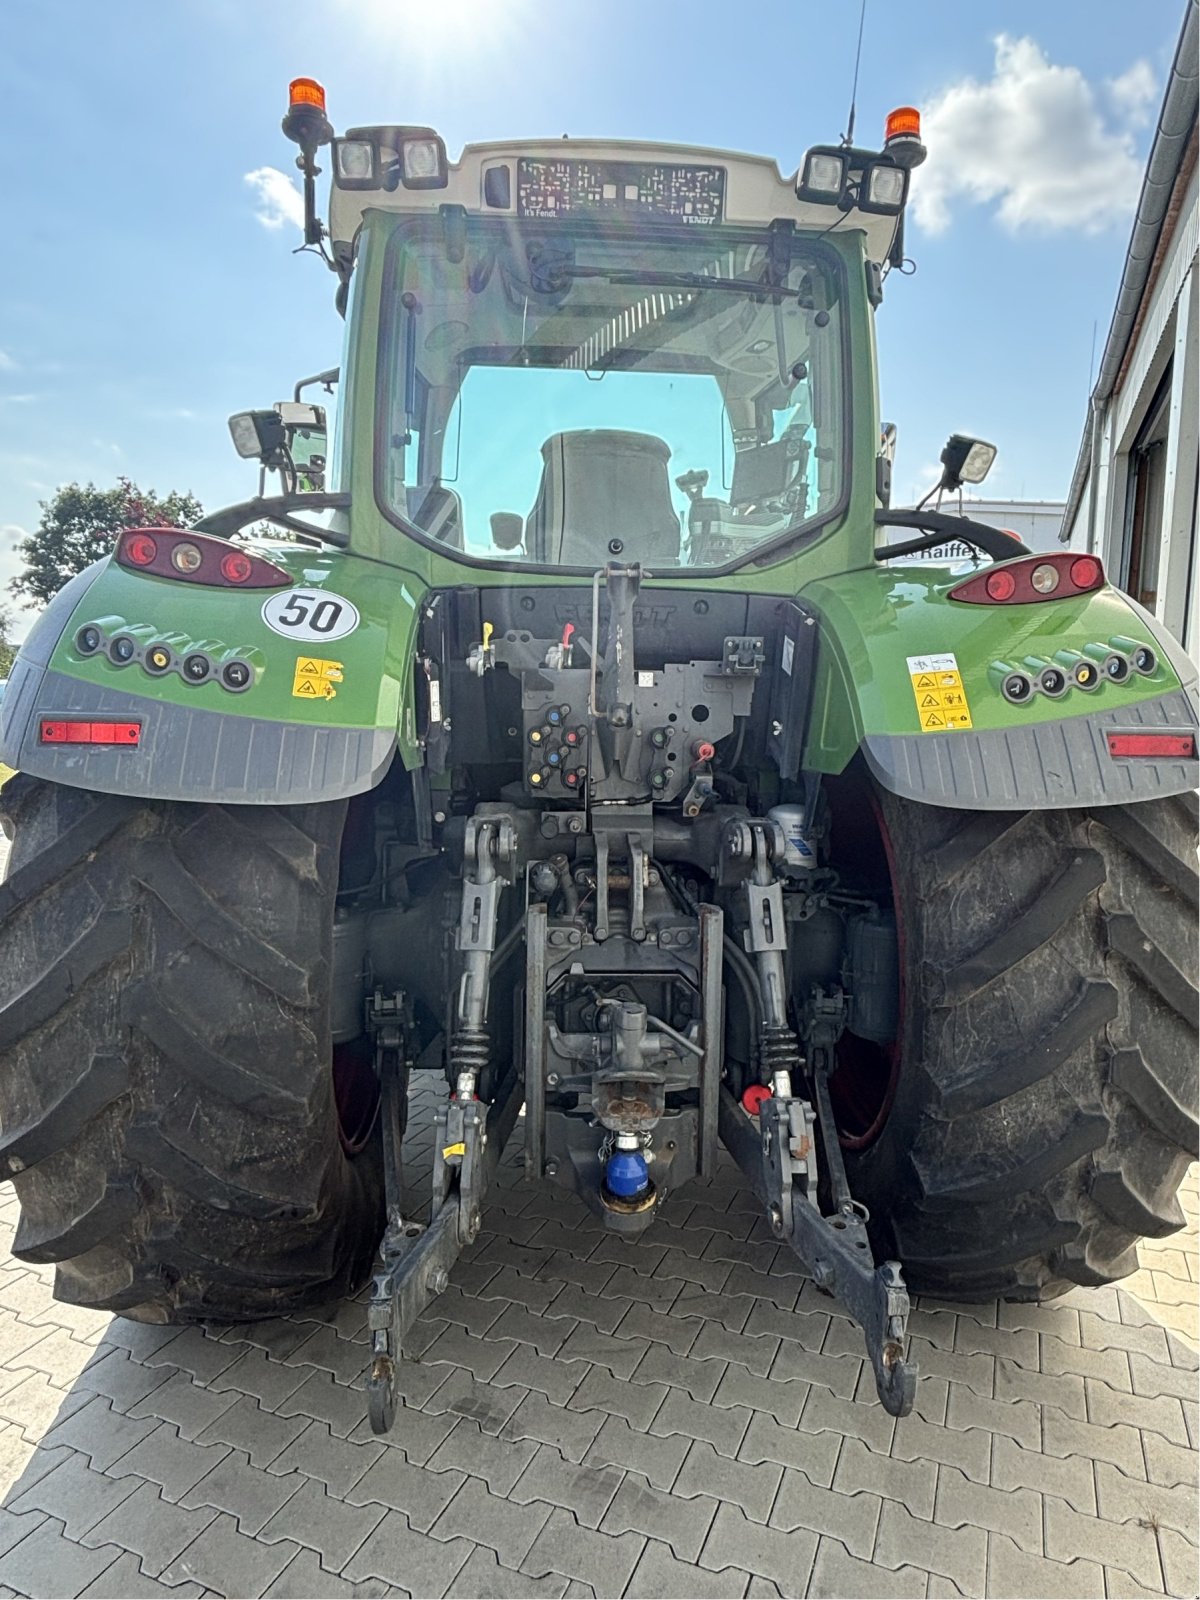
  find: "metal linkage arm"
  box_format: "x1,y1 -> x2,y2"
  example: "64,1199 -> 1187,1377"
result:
718,1084 -> 918,1416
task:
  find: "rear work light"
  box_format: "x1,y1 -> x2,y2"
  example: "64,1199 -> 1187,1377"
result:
949,552 -> 1106,605
1106,733 -> 1196,759
40,720 -> 141,746
115,528 -> 291,589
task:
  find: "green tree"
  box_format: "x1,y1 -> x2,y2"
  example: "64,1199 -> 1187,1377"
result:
12,478 -> 203,607
0,604 -> 15,678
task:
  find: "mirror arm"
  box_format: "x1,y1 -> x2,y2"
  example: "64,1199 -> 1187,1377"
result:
194,493 -> 351,546
874,508 -> 1031,561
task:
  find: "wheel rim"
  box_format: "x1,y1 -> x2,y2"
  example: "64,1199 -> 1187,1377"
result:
827,787 -> 904,1151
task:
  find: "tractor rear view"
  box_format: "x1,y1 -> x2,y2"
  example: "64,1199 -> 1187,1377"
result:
0,82 -> 1195,1429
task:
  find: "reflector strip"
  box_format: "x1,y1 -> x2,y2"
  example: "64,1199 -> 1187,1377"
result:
1106,732 -> 1196,759
40,720 -> 141,746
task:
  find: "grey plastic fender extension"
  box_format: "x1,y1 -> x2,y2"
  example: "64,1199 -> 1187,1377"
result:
863,687 -> 1199,810
1,663 -> 397,805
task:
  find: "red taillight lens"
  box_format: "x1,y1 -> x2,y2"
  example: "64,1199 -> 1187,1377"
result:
1107,733 -> 1196,759
124,533 -> 158,566
950,552 -> 1106,605
1071,556 -> 1102,589
220,550 -> 253,584
40,719 -> 141,746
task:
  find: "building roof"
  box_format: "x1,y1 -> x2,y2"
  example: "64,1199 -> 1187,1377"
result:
1059,0 -> 1199,540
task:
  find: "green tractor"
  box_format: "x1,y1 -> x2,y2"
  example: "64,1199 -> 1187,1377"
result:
1,82 -> 1195,1429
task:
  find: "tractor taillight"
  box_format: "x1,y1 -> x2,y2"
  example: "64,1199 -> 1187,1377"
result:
1106,733 -> 1196,759
220,550 -> 254,584
115,528 -> 291,589
949,552 -> 1106,605
124,532 -> 158,566
40,719 -> 141,746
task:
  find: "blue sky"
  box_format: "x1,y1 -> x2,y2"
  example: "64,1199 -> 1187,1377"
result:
0,0 -> 1187,630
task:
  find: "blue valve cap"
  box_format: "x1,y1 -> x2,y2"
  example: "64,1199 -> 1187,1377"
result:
605,1148 -> 649,1198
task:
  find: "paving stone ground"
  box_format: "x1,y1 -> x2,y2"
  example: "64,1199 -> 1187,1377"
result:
0,1055 -> 1193,1600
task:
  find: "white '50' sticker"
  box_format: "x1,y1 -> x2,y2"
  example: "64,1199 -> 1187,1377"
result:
262,589 -> 360,642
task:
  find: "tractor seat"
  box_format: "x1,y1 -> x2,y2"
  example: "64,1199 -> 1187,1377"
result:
525,430 -> 681,566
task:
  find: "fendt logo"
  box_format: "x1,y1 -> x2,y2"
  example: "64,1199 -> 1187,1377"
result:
552,604 -> 678,629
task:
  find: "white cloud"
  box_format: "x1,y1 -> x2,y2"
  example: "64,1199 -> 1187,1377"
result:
244,167 -> 305,231
0,394 -> 36,405
1107,60 -> 1158,128
910,36 -> 1149,236
0,350 -> 16,372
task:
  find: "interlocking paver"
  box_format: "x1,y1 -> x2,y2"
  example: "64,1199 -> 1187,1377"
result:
159,1510 -> 300,1596
651,1387 -> 752,1458
431,1475 -> 552,1568
625,1536 -> 750,1598
492,1342 -> 587,1404
501,1389 -> 604,1462
874,1499 -> 987,1595
274,1368 -> 372,1438
82,1479 -> 219,1576
259,1476 -> 386,1570
412,1321 -> 520,1381
614,1303 -> 700,1357
673,1439 -> 782,1524
1158,1525 -> 1200,1599
145,1327 -> 241,1385
180,1447 -> 308,1536
985,1533 -> 1108,1600
698,1502 -> 816,1595
1086,1377 -> 1193,1444
446,1545 -> 570,1599
264,1547 -> 388,1599
510,1445 -> 622,1528
712,1361 -> 808,1426
425,1417 -> 538,1496
1143,1430 -> 1199,1489
808,1535 -> 928,1598
348,1401 -> 458,1466
9,1452 -> 139,1540
556,1324 -> 651,1379
128,1369 -> 240,1441
0,1372 -> 77,1437
570,1366 -> 667,1429
943,1383 -> 1041,1448
1043,1493 -> 1167,1592
0,1516 -> 122,1599
767,1469 -> 881,1560
347,1447 -> 466,1528
1094,1458 -> 1199,1539
934,1463 -> 1042,1553
268,1420 -> 379,1497
694,1316 -> 779,1375
0,1506 -> 48,1557
196,1394 -> 310,1469
343,1508 -> 473,1594
632,1344 -> 725,1402
600,1474 -> 719,1562
79,1549 -> 205,1598
586,1415 -> 690,1492
206,1346 -> 312,1409
832,1435 -> 936,1519
426,1368 -> 528,1434
522,1506 -> 646,1593
990,1433 -> 1097,1513
736,1410 -> 841,1489
76,1349 -> 178,1412
38,1394 -> 159,1472
1041,1404 -> 1152,1477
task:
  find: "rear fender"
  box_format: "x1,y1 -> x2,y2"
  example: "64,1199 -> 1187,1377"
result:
0,545 -> 427,804
799,566 -> 1199,808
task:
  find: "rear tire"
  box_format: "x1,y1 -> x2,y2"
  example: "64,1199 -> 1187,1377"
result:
0,776 -> 383,1323
842,781 -> 1198,1301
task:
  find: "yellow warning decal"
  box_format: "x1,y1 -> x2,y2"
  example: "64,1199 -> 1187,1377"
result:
292,657 -> 344,701
906,653 -> 973,732
441,1142 -> 466,1159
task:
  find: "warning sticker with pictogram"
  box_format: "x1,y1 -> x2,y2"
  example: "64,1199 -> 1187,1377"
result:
907,652 -> 973,732
292,657 -> 344,701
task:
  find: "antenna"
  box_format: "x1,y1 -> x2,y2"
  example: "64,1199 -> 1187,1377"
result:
842,0 -> 869,148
